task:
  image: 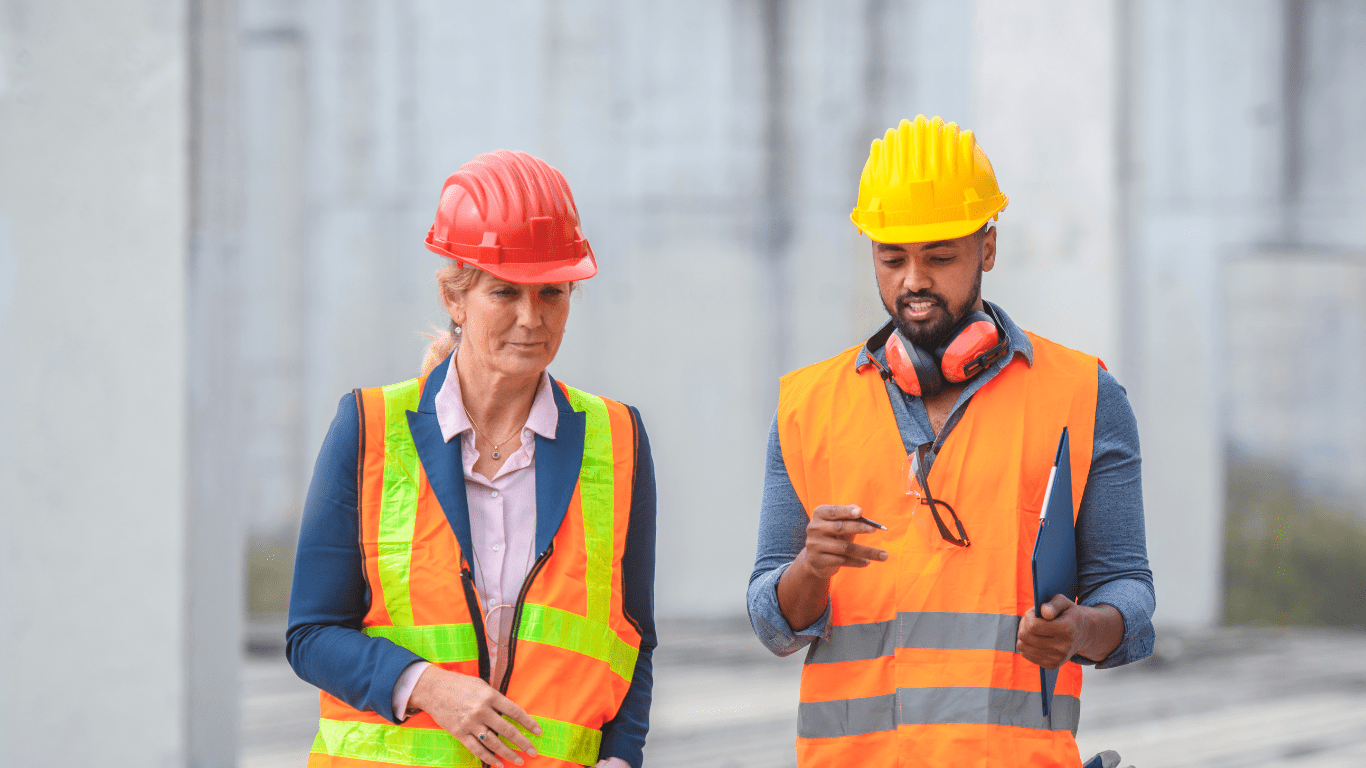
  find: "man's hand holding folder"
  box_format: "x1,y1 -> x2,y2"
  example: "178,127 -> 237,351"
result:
1017,594 -> 1117,670
1017,426 -> 1126,676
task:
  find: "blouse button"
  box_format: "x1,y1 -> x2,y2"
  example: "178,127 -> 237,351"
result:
492,544 -> 501,552
491,490 -> 499,498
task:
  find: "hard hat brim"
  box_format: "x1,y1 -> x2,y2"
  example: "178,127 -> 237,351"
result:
425,240 -> 599,284
852,209 -> 1003,245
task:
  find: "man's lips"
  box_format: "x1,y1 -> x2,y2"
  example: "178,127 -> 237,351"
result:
898,297 -> 943,320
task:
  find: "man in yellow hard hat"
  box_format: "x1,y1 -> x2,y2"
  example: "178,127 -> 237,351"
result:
747,116 -> 1154,767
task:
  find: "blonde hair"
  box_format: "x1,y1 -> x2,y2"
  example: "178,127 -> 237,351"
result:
418,264 -> 580,375
420,264 -> 481,376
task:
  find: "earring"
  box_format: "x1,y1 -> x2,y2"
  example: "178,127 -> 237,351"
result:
454,326 -> 462,335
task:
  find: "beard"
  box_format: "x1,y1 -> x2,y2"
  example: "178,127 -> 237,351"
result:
882,268 -> 983,351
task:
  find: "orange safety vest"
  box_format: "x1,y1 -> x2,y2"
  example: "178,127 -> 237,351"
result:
777,331 -> 1099,768
307,374 -> 642,768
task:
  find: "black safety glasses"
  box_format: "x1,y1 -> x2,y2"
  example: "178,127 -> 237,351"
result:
903,441 -> 970,548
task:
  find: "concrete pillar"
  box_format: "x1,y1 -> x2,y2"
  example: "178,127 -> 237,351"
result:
972,0 -> 1237,628
187,0 -> 246,764
0,2 -> 189,766
240,0 -> 308,538
972,0 -> 1123,371
1130,0 -> 1286,627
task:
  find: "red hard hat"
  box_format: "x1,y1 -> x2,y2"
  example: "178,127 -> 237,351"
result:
424,150 -> 597,283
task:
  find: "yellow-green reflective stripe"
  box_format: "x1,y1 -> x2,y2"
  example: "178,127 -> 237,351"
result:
561,385 -> 614,625
379,379 -> 422,627
363,624 -> 479,664
311,716 -> 601,767
516,603 -> 639,681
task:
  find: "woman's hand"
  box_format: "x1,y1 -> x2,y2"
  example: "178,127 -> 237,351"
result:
408,666 -> 543,767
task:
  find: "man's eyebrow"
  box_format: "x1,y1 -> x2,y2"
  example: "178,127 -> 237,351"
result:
875,240 -> 958,254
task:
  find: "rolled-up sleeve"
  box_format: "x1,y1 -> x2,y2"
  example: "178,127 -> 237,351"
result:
1075,367 -> 1157,669
747,415 -> 832,656
286,393 -> 422,723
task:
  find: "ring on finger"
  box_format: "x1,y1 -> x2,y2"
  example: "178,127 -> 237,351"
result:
476,731 -> 488,743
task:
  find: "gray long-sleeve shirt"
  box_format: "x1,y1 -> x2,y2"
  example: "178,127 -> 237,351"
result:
747,302 -> 1156,669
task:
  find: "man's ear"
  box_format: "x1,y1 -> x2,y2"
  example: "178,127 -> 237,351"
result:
980,226 -> 998,273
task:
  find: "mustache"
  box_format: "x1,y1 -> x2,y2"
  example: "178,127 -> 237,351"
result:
894,291 -> 947,312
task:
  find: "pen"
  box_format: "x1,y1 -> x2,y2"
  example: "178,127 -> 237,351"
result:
855,516 -> 886,530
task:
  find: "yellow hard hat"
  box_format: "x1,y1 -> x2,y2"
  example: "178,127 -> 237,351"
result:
851,115 -> 1008,243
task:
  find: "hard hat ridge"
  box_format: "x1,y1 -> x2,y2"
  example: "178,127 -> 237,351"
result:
425,149 -> 597,283
853,114 -> 1006,244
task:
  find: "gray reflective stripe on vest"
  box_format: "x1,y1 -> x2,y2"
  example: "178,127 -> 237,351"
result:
797,693 -> 898,739
805,611 -> 1021,664
797,687 -> 1081,739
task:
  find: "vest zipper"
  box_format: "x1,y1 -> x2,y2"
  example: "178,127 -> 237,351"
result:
460,566 -> 492,682
496,541 -> 554,694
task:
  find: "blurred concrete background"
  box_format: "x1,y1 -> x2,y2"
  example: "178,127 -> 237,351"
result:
2,0 -> 1365,766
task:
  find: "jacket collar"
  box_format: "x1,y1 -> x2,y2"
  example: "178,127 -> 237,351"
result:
407,352 -> 584,562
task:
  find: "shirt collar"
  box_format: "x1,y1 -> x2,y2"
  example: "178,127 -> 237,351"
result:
854,300 -> 1034,373
434,349 -> 560,444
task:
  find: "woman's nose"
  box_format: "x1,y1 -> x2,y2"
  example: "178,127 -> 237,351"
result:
516,296 -> 543,327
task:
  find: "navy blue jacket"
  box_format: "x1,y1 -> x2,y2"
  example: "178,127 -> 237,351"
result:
287,357 -> 657,767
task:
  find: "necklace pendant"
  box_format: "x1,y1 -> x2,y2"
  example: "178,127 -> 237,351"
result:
491,450 -> 500,459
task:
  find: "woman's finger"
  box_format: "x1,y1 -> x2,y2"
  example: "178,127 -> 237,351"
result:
493,693 -> 542,736
485,713 -> 538,756
475,721 -> 527,766
457,731 -> 505,768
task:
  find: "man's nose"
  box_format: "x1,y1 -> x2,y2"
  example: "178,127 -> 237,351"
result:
903,256 -> 932,293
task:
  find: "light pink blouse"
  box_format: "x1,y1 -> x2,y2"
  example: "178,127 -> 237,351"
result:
392,352 -> 556,712
390,354 -> 628,766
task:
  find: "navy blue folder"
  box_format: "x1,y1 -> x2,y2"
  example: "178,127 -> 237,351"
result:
1031,427 -> 1079,718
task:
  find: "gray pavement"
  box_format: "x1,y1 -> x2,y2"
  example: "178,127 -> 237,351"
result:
245,620 -> 1366,767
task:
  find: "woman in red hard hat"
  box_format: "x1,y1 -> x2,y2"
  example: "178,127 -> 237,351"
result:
288,150 -> 656,768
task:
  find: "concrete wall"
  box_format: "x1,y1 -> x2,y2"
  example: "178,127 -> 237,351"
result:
1126,0 -> 1361,626
233,0 -> 1354,631
1220,0 -> 1366,510
0,1 -> 189,765
271,0 -> 1002,617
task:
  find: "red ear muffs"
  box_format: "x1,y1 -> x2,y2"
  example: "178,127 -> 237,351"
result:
885,331 -> 947,397
884,307 -> 1008,397
939,311 -> 1003,383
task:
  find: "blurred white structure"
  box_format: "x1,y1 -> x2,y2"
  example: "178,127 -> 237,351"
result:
4,1 -> 1365,765
0,2 -> 191,766
236,0 -> 1142,622
1226,254 -> 1366,507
